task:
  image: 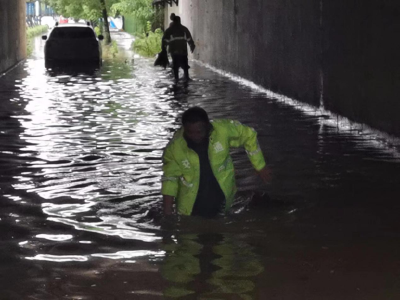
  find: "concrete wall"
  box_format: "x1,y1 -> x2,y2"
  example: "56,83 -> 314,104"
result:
0,0 -> 26,74
322,1 -> 400,135
172,0 -> 400,136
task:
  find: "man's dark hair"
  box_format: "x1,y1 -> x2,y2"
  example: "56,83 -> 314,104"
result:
173,15 -> 181,25
182,107 -> 210,125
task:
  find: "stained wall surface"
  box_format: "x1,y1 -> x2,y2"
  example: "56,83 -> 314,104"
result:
0,0 -> 26,74
173,0 -> 400,136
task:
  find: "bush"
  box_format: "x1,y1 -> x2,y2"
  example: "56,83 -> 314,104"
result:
132,22 -> 163,57
94,26 -> 101,36
102,40 -> 119,59
27,25 -> 49,56
27,25 -> 48,39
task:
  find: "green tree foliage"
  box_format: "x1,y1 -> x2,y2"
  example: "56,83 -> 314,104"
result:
111,0 -> 163,31
43,0 -> 162,45
43,0 -> 120,44
132,22 -> 163,57
44,0 -> 104,20
43,0 -> 154,22
110,0 -> 153,20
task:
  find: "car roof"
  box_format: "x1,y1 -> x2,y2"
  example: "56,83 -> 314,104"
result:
55,24 -> 91,28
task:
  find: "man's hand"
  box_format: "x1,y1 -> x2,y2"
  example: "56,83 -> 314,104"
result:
163,195 -> 175,216
257,166 -> 272,185
190,44 -> 196,53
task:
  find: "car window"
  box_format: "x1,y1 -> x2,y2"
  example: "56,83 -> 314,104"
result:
50,27 -> 96,39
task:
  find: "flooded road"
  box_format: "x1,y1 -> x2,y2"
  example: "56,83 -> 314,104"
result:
1,32 -> 400,299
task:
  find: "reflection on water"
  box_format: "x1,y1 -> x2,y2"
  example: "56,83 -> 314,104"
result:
1,32 -> 400,299
161,232 -> 263,299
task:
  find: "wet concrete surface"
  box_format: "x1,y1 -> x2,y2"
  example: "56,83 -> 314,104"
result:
0,32 -> 400,299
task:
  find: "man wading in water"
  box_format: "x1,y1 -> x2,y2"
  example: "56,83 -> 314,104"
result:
162,15 -> 195,83
161,107 -> 271,217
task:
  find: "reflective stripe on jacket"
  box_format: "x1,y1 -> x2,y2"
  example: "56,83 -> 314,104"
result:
162,24 -> 194,55
161,119 -> 266,216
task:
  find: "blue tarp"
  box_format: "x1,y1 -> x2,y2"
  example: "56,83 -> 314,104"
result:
109,19 -> 117,29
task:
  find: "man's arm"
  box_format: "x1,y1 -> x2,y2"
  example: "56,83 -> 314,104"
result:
256,166 -> 272,184
162,28 -> 171,51
184,27 -> 195,53
161,144 -> 181,215
227,120 -> 271,183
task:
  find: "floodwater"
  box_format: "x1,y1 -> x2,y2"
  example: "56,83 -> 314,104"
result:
0,32 -> 400,300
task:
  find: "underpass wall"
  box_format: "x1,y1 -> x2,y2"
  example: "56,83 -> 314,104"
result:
0,0 -> 26,74
322,1 -> 400,136
179,0 -> 400,136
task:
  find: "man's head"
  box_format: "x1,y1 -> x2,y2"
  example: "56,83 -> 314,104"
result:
173,15 -> 181,25
182,107 -> 211,144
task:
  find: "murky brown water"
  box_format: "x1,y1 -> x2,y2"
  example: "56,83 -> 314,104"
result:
1,32 -> 400,299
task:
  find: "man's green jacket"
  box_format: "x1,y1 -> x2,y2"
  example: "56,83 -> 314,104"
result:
162,119 -> 266,216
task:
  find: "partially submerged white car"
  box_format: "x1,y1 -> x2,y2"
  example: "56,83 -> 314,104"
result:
42,23 -> 104,68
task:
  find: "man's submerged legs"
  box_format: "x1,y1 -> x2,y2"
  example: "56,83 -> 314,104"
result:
183,55 -> 190,81
171,54 -> 180,82
171,54 -> 191,82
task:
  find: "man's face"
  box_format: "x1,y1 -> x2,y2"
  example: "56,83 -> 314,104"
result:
184,121 -> 208,144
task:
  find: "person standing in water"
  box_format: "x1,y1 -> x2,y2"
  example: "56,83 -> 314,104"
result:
161,107 -> 271,217
162,16 -> 196,83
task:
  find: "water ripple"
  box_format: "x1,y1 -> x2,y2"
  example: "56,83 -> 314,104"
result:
1,32 -> 400,299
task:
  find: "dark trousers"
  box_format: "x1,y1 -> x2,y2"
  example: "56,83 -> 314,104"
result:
171,54 -> 189,80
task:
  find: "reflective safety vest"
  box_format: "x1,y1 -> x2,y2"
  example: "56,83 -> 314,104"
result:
161,119 -> 266,216
162,24 -> 195,55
